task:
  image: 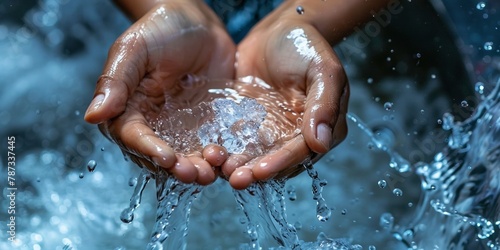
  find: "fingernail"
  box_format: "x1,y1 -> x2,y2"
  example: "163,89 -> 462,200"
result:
316,123 -> 333,150
85,94 -> 105,115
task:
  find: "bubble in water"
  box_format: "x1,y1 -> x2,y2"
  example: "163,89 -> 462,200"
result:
392,188 -> 403,196
476,1 -> 486,10
296,6 -> 304,14
461,100 -> 469,107
86,160 -> 97,172
379,213 -> 394,230
384,102 -> 393,111
484,41 -> 493,51
377,180 -> 387,189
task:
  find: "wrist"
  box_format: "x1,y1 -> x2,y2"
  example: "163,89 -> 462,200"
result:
264,0 -> 392,45
113,0 -> 207,21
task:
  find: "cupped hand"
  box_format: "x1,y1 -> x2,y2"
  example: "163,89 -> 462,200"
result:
84,1 -> 235,185
226,15 -> 350,189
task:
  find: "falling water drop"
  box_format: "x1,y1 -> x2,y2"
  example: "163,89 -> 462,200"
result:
120,208 -> 134,223
384,102 -> 393,111
379,213 -> 394,230
476,1 -> 486,10
296,6 -> 304,14
86,160 -> 97,172
286,185 -> 297,201
484,41 -> 493,51
393,188 -> 403,197
377,180 -> 387,189
128,177 -> 138,187
475,82 -> 485,95
79,173 -> 84,179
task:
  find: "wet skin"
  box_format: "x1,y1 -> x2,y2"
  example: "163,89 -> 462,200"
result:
85,0 -> 350,189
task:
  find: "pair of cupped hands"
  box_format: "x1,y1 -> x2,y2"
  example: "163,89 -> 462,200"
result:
84,0 -> 349,190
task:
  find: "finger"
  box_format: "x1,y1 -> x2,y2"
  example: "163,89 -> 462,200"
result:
251,135 -> 310,180
202,144 -> 228,167
302,44 -> 348,154
171,154 -> 198,184
221,154 -> 253,179
85,30 -> 147,124
229,166 -> 254,190
189,156 -> 216,185
105,109 -> 176,169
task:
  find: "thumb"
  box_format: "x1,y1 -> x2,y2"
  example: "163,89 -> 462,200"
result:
85,31 -> 147,124
302,50 -> 349,154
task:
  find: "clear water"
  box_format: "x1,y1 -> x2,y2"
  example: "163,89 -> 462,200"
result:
1,0 -> 499,249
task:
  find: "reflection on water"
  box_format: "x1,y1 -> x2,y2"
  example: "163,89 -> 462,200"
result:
0,0 -> 499,249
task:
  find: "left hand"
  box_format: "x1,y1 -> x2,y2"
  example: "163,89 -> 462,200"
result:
224,15 -> 350,189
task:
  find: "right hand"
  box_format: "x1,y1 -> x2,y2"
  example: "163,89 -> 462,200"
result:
84,1 -> 235,185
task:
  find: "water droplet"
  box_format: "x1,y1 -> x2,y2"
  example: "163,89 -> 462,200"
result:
415,53 -> 421,58
437,119 -> 442,125
367,78 -> 374,84
461,100 -> 469,107
86,160 -> 97,172
484,41 -> 493,50
74,110 -> 80,116
100,147 -> 105,151
128,177 -> 138,187
420,109 -> 424,114
341,209 -> 347,215
120,207 -> 134,223
296,6 -> 304,14
377,180 -> 387,189
393,188 -> 403,196
294,221 -> 302,230
384,102 -> 393,111
36,177 -> 41,182
476,1 -> 486,10
408,202 -> 413,207
79,173 -> 84,179
475,82 -> 485,95
379,213 -> 394,229
287,185 -> 297,201
367,143 -> 374,150
368,246 -> 376,250
431,74 -> 436,79
386,57 -> 391,62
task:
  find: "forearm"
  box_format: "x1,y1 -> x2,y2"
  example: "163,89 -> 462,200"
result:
272,0 -> 396,44
113,0 -> 206,21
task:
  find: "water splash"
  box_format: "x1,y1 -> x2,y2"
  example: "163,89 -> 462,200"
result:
398,82 -> 500,249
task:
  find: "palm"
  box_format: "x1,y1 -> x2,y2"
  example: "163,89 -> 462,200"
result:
225,21 -> 349,189
86,3 -> 235,185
